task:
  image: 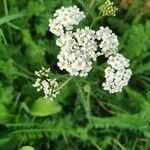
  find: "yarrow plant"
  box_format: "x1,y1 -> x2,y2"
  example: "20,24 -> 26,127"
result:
33,1 -> 132,100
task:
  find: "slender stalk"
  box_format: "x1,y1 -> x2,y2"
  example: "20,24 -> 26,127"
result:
15,72 -> 35,81
3,0 -> 14,44
57,76 -> 73,90
76,82 -> 91,124
87,90 -> 92,126
3,0 -> 20,31
13,61 -> 34,76
62,132 -> 69,144
89,0 -> 96,9
90,11 -> 102,28
87,91 -> 91,116
90,16 -> 102,28
91,141 -> 103,150
113,138 -> 127,150
31,116 -> 36,123
8,25 -> 13,44
3,0 -> 8,15
77,0 -> 95,19
0,28 -> 7,44
7,22 -> 20,30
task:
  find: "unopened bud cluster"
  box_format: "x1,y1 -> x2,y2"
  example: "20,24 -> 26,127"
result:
99,0 -> 118,17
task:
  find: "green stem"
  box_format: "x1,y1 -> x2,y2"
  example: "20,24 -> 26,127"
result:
0,28 -> 7,44
87,90 -> 92,126
13,92 -> 21,110
3,0 -> 20,31
76,82 -> 91,124
91,141 -> 103,150
3,0 -> 8,15
31,116 -> 36,123
90,16 -> 102,28
13,61 -> 34,76
87,91 -> 91,115
15,72 -> 35,81
77,0 -> 95,19
113,138 -> 127,150
7,22 -> 20,30
90,11 -> 102,28
3,0 -> 14,44
8,25 -> 13,44
57,76 -> 73,91
89,0 -> 96,9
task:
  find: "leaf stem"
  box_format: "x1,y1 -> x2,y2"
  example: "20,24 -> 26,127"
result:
15,72 -> 35,81
57,76 -> 73,91
3,0 -> 8,15
76,82 -> 91,124
77,0 -> 95,19
3,0 -> 13,44
113,138 -> 127,150
90,16 -> 102,28
0,28 -> 7,44
7,22 -> 20,30
89,0 -> 96,9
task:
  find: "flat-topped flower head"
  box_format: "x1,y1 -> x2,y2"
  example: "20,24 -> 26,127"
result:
56,27 -> 100,77
96,26 -> 119,57
107,53 -> 130,69
33,67 -> 60,100
99,0 -> 118,17
102,53 -> 132,93
49,5 -> 85,36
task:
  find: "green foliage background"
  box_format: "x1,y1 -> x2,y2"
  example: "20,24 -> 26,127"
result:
0,0 -> 150,149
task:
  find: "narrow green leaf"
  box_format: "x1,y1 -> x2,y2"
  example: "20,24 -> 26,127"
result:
0,12 -> 27,26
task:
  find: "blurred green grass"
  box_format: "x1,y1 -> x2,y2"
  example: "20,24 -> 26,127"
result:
0,0 -> 150,149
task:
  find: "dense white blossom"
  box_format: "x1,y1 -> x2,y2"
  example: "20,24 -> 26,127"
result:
96,26 -> 119,57
102,53 -> 132,93
56,27 -> 100,77
49,5 -> 85,36
47,5 -> 132,93
32,67 -> 60,100
107,53 -> 130,69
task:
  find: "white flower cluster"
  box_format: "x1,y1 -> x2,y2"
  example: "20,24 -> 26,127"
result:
47,5 -> 132,93
102,53 -> 132,93
32,67 -> 60,100
49,5 -> 85,36
49,5 -> 120,77
96,26 -> 119,57
56,27 -> 100,77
